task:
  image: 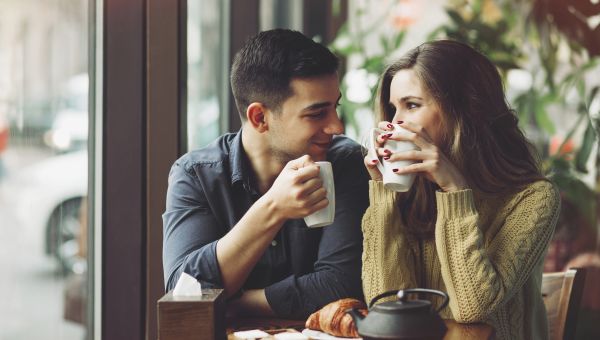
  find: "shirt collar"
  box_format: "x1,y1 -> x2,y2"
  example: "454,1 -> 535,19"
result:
228,128 -> 257,193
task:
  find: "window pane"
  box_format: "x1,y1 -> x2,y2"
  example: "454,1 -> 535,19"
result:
0,0 -> 91,338
187,0 -> 223,150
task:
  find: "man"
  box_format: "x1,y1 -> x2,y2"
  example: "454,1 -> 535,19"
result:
162,29 -> 369,319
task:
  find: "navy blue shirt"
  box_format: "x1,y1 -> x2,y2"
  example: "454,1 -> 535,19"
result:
162,130 -> 369,318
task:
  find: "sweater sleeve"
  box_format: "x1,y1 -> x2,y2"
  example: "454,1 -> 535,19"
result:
361,181 -> 418,305
434,181 -> 560,323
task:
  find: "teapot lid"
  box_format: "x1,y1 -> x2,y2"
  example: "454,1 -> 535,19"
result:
371,298 -> 431,314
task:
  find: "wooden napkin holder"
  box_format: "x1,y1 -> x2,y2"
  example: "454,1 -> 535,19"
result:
158,289 -> 225,340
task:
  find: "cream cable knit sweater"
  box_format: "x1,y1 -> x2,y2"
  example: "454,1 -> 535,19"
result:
362,180 -> 560,340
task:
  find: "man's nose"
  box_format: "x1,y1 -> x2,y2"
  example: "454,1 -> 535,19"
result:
324,110 -> 344,135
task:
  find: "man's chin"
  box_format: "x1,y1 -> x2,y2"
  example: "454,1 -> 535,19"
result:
308,150 -> 328,162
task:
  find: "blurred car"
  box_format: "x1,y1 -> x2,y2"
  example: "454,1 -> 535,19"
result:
0,150 -> 87,273
44,73 -> 88,153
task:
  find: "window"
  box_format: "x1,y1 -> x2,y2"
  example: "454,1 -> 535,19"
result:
0,0 -> 93,338
186,0 -> 227,150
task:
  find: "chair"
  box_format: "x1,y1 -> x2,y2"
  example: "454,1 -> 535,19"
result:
542,268 -> 586,340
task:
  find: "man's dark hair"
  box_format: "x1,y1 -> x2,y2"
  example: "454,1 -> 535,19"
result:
230,29 -> 339,120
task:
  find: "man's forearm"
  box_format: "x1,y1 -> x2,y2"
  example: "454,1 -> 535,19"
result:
227,289 -> 274,317
216,195 -> 284,296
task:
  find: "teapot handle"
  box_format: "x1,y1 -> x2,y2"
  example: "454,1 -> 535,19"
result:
397,288 -> 449,313
368,290 -> 400,308
368,288 -> 449,313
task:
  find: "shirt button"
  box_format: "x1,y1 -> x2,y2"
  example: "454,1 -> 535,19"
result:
271,240 -> 278,247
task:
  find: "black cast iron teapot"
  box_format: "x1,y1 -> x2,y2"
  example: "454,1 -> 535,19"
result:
346,288 -> 449,340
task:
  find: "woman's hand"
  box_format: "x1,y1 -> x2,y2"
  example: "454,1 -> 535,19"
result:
363,121 -> 396,181
376,121 -> 468,192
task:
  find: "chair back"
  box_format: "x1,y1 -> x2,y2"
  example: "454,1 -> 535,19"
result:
542,268 -> 586,340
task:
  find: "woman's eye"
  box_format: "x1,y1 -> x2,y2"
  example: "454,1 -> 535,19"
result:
407,102 -> 420,110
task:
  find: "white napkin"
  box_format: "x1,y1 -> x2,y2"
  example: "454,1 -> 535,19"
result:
233,329 -> 270,339
172,272 -> 202,296
301,329 -> 361,340
274,333 -> 309,339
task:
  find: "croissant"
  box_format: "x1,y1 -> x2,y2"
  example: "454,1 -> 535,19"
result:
305,298 -> 368,338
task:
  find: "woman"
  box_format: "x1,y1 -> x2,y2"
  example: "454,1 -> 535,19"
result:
362,40 -> 560,340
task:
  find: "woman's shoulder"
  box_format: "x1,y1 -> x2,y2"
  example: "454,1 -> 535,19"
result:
509,179 -> 560,208
520,179 -> 558,196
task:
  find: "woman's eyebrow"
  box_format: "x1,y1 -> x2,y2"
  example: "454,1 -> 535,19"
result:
399,95 -> 423,102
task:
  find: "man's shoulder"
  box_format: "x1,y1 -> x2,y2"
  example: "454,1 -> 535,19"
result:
327,135 -> 363,163
174,133 -> 236,175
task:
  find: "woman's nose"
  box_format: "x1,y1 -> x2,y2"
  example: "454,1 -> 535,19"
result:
392,113 -> 405,124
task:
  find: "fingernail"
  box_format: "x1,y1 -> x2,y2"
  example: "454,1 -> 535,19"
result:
386,133 -> 393,138
383,156 -> 390,160
387,123 -> 393,129
392,168 -> 399,173
384,149 -> 391,154
397,120 -> 403,124
371,159 -> 378,164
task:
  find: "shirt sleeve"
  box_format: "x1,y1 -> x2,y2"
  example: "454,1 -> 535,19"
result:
435,181 -> 560,322
162,161 -> 224,292
264,149 -> 370,319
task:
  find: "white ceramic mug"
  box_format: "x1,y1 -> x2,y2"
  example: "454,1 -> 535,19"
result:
304,161 -> 335,228
367,124 -> 419,192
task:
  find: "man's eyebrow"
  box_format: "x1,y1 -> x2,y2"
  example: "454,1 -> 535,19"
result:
302,93 -> 342,112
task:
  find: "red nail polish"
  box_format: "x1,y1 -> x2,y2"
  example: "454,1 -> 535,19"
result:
386,133 -> 393,138
387,123 -> 393,129
383,156 -> 390,160
384,149 -> 391,154
397,120 -> 403,124
371,159 -> 378,164
392,168 -> 399,172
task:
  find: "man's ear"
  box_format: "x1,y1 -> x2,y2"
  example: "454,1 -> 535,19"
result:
246,102 -> 269,132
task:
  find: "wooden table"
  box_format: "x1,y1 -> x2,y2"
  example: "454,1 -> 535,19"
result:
227,317 -> 495,339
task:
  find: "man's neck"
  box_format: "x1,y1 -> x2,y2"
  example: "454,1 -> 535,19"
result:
241,127 -> 285,194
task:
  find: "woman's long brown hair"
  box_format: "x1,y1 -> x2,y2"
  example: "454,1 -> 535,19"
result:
375,40 -> 545,238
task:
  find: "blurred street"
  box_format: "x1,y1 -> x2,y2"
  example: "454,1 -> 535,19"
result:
0,145 -> 85,340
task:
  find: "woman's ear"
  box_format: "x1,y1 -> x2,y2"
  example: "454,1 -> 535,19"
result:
246,102 -> 269,132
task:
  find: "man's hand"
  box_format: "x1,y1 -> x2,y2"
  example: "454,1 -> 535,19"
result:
264,155 -> 330,221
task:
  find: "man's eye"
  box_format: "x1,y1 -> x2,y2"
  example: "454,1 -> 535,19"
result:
308,111 -> 325,119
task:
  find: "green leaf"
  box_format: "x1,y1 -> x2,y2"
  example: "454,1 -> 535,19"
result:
446,9 -> 466,26
533,94 -> 556,134
394,31 -> 406,49
587,85 -> 599,109
427,27 -> 443,40
574,120 -> 597,173
380,35 -> 389,53
364,56 -> 385,74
